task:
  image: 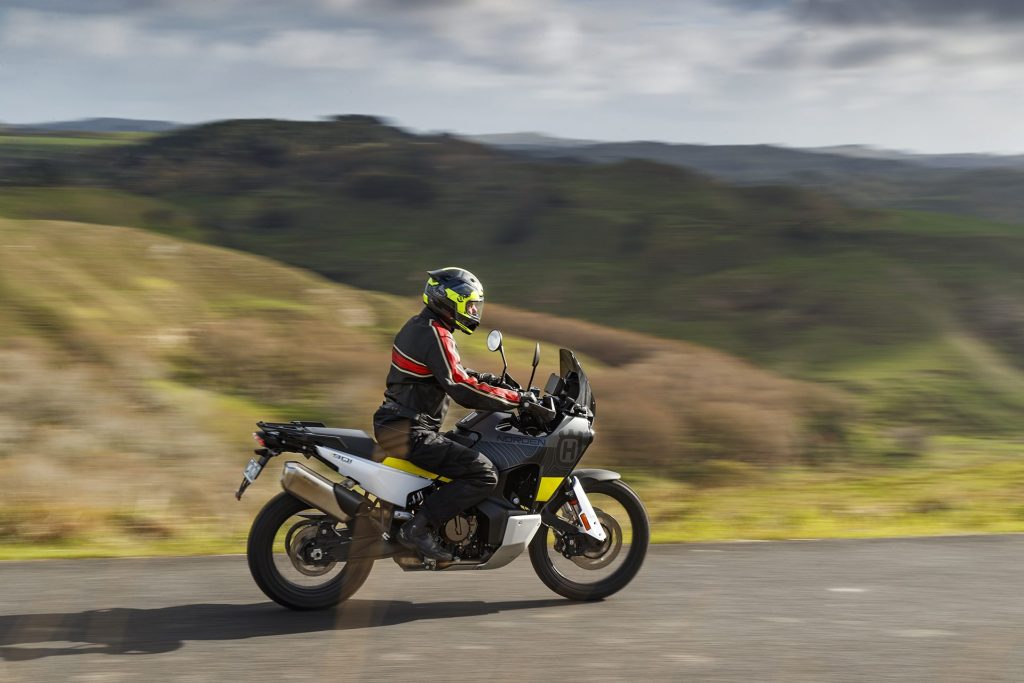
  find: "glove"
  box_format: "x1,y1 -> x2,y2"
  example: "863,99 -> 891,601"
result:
475,372 -> 502,385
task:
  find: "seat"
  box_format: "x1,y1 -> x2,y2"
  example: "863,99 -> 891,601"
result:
305,427 -> 384,461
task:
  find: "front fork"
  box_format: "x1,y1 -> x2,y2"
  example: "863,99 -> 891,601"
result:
542,476 -> 607,542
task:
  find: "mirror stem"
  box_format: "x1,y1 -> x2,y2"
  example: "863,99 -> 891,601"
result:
527,342 -> 539,391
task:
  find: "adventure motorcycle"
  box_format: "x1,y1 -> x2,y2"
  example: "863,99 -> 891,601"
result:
236,330 -> 650,610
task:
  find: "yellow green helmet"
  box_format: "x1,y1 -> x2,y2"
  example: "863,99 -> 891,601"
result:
423,267 -> 484,334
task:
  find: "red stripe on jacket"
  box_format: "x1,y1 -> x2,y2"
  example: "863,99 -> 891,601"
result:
392,347 -> 430,375
431,321 -> 521,405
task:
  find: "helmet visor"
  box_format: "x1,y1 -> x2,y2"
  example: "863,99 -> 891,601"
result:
464,298 -> 483,322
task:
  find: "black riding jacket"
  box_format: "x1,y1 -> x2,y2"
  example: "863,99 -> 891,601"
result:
374,309 -> 522,431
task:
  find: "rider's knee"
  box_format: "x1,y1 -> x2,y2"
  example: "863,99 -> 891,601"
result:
473,456 -> 499,491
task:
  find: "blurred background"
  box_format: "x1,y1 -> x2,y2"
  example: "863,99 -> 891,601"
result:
2,0 -> 1024,558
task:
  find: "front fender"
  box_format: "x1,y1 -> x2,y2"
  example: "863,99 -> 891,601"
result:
537,469 -> 622,515
572,468 -> 621,486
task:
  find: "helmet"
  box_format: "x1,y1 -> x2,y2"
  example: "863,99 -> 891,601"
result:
423,267 -> 484,334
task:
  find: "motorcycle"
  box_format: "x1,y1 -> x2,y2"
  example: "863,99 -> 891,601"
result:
236,330 -> 650,610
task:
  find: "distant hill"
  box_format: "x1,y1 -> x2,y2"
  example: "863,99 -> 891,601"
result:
12,117 -> 181,133
810,145 -> 1024,171
464,132 -> 600,148
476,133 -> 1024,172
478,136 -> 1024,224
516,139 -> 917,181
4,117 -> 1024,433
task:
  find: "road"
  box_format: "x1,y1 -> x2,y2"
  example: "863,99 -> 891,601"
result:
1,536 -> 1022,682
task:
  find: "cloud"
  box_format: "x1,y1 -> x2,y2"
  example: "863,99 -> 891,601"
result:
213,29 -> 380,70
793,0 -> 1024,27
824,37 -> 932,69
0,10 -> 197,57
1,1 -> 1015,94
2,0 -> 1023,151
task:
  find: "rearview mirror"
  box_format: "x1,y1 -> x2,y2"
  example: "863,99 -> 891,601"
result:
487,329 -> 503,353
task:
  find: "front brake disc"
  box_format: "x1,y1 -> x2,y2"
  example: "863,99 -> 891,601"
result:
570,508 -> 623,570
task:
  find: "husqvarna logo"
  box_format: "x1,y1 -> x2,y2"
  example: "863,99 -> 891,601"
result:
556,432 -> 584,466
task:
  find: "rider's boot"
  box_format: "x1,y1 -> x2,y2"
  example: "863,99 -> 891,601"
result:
397,515 -> 453,562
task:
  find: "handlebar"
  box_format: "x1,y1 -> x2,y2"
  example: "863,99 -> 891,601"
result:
517,394 -> 557,433
522,399 -> 556,422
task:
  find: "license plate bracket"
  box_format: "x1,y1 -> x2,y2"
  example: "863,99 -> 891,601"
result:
243,458 -> 263,483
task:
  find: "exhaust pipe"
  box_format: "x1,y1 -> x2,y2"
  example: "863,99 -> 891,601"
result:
280,461 -> 369,520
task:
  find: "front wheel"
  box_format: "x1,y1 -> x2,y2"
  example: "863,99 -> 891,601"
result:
529,479 -> 649,601
247,492 -> 374,610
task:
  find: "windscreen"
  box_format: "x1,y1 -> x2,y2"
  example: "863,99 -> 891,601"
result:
559,348 -> 596,416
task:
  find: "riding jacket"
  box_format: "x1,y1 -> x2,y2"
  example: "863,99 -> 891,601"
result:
375,309 -> 522,431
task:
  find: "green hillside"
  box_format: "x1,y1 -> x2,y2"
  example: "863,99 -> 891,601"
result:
5,118 -> 1024,435
506,139 -> 1024,226
3,218 -> 890,557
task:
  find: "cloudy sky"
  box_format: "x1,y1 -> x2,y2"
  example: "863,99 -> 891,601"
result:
2,0 -> 1022,152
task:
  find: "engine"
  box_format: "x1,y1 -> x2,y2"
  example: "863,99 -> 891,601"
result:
440,513 -> 481,558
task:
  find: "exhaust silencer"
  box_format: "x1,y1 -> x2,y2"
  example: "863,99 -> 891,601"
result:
280,461 -> 369,520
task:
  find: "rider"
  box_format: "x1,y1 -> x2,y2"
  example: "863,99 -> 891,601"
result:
373,267 -> 530,561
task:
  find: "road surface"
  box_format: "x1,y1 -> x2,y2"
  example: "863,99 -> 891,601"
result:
1,536 -> 1022,682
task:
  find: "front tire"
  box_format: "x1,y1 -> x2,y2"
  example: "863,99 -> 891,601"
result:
247,492 -> 374,610
529,479 -> 649,601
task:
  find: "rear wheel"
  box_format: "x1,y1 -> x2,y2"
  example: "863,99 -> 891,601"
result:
529,479 -> 649,601
247,492 -> 374,610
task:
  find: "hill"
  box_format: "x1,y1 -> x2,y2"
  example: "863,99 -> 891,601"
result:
4,118 -> 1024,435
9,117 -> 180,134
0,217 -> 857,555
489,137 -> 1024,225
810,145 -> 1024,171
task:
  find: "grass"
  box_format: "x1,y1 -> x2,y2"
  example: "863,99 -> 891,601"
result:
3,437 -> 1022,559
0,187 -> 204,240
642,435 -> 1024,542
0,134 -> 138,148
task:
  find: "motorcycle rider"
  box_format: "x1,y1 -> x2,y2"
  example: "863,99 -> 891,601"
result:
373,267 -> 529,562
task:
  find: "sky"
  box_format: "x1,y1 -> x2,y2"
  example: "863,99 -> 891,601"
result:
2,0 -> 1023,153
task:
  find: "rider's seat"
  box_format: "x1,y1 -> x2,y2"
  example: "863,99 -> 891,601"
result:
305,427 -> 386,462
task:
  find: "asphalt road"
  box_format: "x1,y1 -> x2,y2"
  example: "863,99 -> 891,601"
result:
1,536 -> 1022,682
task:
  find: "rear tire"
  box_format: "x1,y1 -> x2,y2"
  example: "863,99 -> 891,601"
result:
529,479 -> 649,601
247,492 -> 374,610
